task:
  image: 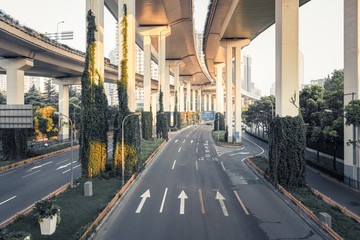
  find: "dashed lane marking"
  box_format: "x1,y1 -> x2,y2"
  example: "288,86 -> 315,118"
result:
62,164 -> 81,174
198,189 -> 205,214
159,188 -> 168,213
175,139 -> 178,143
221,162 -> 226,171
234,190 -> 249,215
172,160 -> 176,170
22,170 -> 40,178
183,140 -> 186,143
56,159 -> 70,165
0,196 -> 16,206
178,147 -> 182,152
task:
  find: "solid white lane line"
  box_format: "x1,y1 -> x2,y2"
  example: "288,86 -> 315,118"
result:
56,161 -> 76,170
216,191 -> 229,216
0,170 -> 16,177
159,188 -> 168,213
178,147 -> 181,152
234,190 -> 249,215
62,165 -> 81,174
29,161 -> 53,170
136,190 -> 151,213
172,160 -> 176,170
183,140 -> 186,143
22,170 -> 41,178
198,189 -> 205,214
242,135 -> 265,159
56,159 -> 69,165
221,162 -> 226,171
230,152 -> 249,156
0,196 -> 16,206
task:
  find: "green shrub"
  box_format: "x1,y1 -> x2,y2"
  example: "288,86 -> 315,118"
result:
214,112 -> 225,131
141,111 -> 152,140
268,116 -> 306,187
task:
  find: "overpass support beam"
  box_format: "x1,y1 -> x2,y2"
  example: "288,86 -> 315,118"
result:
344,0 -> 360,187
179,79 -> 184,112
204,94 -> 208,111
186,81 -> 191,111
208,94 -> 212,111
197,89 -> 202,112
214,63 -> 225,114
226,40 -> 250,143
151,93 -> 157,126
214,96 -> 217,112
58,84 -> 70,140
275,0 -> 299,117
192,89 -> 196,111
143,34 -> 151,111
0,58 -> 33,104
166,60 -> 182,111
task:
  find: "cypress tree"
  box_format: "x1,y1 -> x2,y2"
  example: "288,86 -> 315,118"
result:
80,10 -> 109,178
113,4 -> 140,174
156,90 -> 168,140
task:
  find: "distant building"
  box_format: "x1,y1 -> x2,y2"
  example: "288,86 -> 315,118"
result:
270,82 -> 275,96
311,79 -> 325,86
243,54 -> 252,92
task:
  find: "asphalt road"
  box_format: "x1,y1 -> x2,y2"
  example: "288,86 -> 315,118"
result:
92,125 -> 326,240
0,138 -> 113,223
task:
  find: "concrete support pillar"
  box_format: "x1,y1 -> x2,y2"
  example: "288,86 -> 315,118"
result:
344,0 -> 360,187
143,34 -> 151,111
164,63 -> 170,111
275,0 -> 299,117
192,89 -> 196,111
204,94 -> 208,111
214,96 -> 217,111
186,81 -> 191,111
59,84 -> 70,140
179,81 -> 184,112
214,63 -> 225,113
225,44 -> 233,142
197,89 -> 202,112
151,93 -> 157,125
208,94 -> 212,111
86,0 -> 104,84
0,58 -> 33,104
138,26 -> 170,112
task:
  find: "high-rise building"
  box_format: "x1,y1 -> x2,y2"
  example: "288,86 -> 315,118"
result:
243,54 -> 252,92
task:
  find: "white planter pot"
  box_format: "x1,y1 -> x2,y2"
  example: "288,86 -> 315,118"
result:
39,214 -> 57,235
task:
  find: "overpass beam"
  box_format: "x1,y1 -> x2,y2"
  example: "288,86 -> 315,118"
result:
0,58 -> 33,104
179,79 -> 185,112
214,63 -> 225,114
344,0 -> 360,187
186,80 -> 191,111
275,0 -> 299,117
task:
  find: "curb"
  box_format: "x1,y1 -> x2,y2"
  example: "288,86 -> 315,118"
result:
246,157 -> 343,240
80,139 -> 166,240
0,145 -> 79,172
0,183 -> 70,228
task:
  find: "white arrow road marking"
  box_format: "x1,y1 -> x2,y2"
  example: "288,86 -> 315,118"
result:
216,191 -> 229,216
178,147 -> 181,152
136,189 -> 151,213
230,152 -> 249,156
0,196 -> 16,206
159,188 -> 168,213
178,190 -> 188,215
29,161 -> 53,171
172,160 -> 176,170
175,139 -> 178,143
191,140 -> 193,143
56,161 -> 77,170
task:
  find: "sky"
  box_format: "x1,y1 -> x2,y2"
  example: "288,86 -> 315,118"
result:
0,0 -> 344,96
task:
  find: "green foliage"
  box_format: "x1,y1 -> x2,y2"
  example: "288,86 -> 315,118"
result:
0,90 -> 6,104
345,99 -> 360,126
34,199 -> 60,224
80,10 -> 109,177
141,111 -> 153,139
173,111 -> 181,129
112,3 -> 140,173
224,126 -> 229,142
1,129 -> 28,161
25,84 -> 44,109
268,116 -> 306,187
43,79 -> 58,104
214,112 -> 225,131
156,90 -> 168,140
165,111 -> 171,127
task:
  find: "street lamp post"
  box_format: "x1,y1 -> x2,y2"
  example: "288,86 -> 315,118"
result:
122,112 -> 141,186
54,112 -> 74,188
57,21 -> 64,41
